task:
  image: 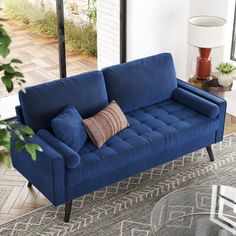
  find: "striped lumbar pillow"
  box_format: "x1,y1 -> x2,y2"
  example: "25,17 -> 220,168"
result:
83,100 -> 129,148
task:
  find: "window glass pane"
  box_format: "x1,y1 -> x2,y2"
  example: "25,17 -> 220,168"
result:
0,0 -> 97,120
64,0 -> 97,76
231,4 -> 236,61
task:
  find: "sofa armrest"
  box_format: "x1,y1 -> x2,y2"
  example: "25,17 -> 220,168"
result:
11,133 -> 66,205
177,79 -> 227,142
177,79 -> 226,105
172,88 -> 220,118
37,129 -> 81,169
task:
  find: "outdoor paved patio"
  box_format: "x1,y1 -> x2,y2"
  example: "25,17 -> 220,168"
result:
0,20 -> 97,119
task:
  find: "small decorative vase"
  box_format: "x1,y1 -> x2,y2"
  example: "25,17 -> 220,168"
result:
218,73 -> 234,87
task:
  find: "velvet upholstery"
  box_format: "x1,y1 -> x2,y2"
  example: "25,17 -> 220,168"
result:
102,53 -> 177,112
67,132 -> 216,201
11,53 -> 226,211
37,129 -> 81,169
19,71 -> 108,131
51,106 -> 87,152
11,134 -> 65,205
172,88 -> 220,118
177,79 -> 226,142
15,105 -> 25,124
68,99 -> 219,186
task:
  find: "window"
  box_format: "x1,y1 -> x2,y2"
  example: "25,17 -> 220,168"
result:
0,0 -> 97,120
231,3 -> 236,61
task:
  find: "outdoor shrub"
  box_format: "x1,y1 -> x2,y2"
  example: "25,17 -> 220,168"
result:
4,0 -> 31,24
31,11 -> 57,38
65,22 -> 97,56
3,0 -> 97,57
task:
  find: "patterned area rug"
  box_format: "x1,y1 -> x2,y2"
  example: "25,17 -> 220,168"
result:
1,133 -> 236,236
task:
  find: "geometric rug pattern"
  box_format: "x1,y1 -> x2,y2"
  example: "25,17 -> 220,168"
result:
151,185 -> 236,235
0,133 -> 236,235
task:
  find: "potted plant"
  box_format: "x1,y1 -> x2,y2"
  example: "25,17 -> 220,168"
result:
216,62 -> 236,87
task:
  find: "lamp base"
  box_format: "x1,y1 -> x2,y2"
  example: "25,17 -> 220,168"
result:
195,48 -> 212,80
195,75 -> 213,81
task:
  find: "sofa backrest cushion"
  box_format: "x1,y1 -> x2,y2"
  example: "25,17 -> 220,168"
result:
19,71 -> 108,131
102,53 -> 177,112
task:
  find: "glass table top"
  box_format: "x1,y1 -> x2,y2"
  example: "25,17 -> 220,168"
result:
150,185 -> 236,236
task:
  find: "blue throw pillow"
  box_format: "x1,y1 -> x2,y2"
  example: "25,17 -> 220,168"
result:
51,105 -> 87,152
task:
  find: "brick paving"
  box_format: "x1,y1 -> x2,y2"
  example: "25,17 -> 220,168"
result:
0,20 -> 97,97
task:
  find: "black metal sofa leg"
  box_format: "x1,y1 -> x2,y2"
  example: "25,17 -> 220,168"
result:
64,200 -> 73,223
27,181 -> 32,187
206,146 -> 214,162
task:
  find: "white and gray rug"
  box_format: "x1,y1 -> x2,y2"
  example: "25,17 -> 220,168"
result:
1,133 -> 236,236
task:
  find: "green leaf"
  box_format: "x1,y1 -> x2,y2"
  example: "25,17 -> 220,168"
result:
0,34 -> 11,46
25,143 -> 36,160
3,71 -> 15,79
0,129 -> 10,142
2,77 -> 13,92
11,59 -> 22,64
0,64 -> 15,74
8,121 -> 19,128
14,141 -> 25,152
3,153 -> 12,168
13,129 -> 24,141
19,79 -> 26,83
0,140 -> 10,150
0,45 -> 10,58
21,126 -> 34,135
14,72 -> 24,78
25,143 -> 42,161
216,62 -> 236,74
35,144 -> 43,152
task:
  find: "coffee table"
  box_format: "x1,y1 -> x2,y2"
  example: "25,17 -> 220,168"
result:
150,185 -> 236,235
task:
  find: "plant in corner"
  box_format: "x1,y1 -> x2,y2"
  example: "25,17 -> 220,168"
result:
0,23 -> 42,167
216,62 -> 236,87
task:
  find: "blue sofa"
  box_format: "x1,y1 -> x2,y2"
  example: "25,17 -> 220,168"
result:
11,53 -> 226,222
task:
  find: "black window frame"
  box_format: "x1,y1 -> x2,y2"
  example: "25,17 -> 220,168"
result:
56,0 -> 127,79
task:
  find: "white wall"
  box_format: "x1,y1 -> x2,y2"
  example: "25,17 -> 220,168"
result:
96,0 -> 233,77
127,0 -> 190,80
187,0 -> 229,78
97,0 -> 120,69
223,0 -> 236,63
126,0 -> 233,81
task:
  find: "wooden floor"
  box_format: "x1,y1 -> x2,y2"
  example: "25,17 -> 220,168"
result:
225,114 -> 236,134
0,114 -> 235,224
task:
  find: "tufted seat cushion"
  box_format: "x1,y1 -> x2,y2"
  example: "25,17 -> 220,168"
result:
67,99 -> 219,186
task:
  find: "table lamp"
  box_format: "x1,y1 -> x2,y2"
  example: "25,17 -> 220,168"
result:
188,16 -> 226,80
